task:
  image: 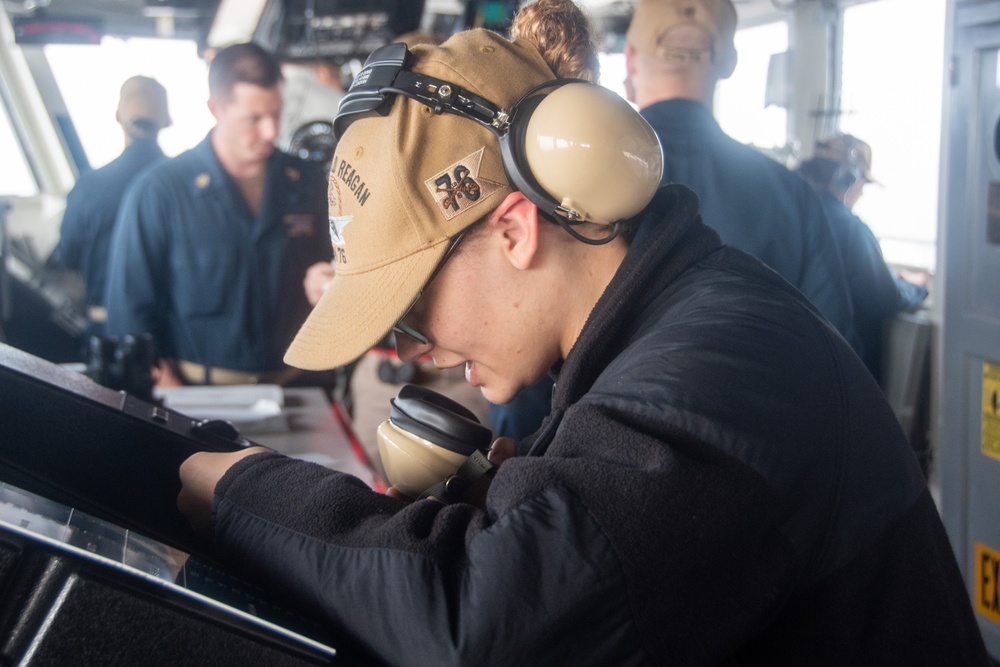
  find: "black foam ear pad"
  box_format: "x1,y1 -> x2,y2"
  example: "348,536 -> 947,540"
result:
499,93 -> 556,219
389,384 -> 493,456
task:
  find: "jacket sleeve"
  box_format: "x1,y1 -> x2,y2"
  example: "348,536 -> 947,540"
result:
211,383 -> 809,667
104,177 -> 173,356
893,276 -> 928,313
211,451 -> 641,666
51,185 -> 90,270
841,214 -> 905,324
831,210 -> 927,324
792,187 -> 859,350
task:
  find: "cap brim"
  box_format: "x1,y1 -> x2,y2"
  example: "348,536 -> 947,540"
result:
284,240 -> 449,370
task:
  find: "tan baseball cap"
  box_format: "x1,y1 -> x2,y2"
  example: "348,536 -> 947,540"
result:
813,133 -> 877,184
116,76 -> 171,139
284,30 -> 556,371
626,0 -> 737,64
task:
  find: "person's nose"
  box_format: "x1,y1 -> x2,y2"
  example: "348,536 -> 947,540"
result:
396,335 -> 432,363
261,115 -> 280,143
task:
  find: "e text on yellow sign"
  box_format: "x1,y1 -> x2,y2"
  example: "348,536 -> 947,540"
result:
982,361 -> 1000,461
975,542 -> 1000,625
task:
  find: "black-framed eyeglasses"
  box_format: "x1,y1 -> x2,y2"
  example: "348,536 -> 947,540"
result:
391,231 -> 466,346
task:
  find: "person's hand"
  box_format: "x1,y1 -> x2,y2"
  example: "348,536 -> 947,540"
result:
487,436 -> 517,467
304,261 -> 335,306
898,268 -> 930,288
154,359 -> 184,388
177,446 -> 269,537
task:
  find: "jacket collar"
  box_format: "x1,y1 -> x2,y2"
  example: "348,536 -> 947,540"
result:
122,137 -> 164,160
187,132 -> 230,198
524,185 -> 722,454
640,98 -> 722,136
187,131 -> 289,200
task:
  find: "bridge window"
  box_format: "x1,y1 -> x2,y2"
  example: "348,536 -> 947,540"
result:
839,0 -> 946,271
44,37 -> 214,169
0,94 -> 39,197
716,20 -> 790,152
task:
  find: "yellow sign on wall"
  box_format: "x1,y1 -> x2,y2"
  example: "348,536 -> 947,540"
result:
975,542 -> 1000,625
983,361 -> 1000,461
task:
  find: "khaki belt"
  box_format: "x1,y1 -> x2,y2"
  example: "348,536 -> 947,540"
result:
177,360 -> 302,386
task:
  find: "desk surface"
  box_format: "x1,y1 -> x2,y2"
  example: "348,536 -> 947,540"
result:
157,385 -> 378,489
254,387 -> 377,486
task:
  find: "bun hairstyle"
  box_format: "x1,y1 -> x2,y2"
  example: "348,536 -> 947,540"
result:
510,0 -> 600,83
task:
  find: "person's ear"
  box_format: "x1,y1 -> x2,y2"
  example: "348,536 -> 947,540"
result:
207,96 -> 221,121
624,43 -> 638,78
716,48 -> 737,80
623,43 -> 639,103
489,192 -> 539,271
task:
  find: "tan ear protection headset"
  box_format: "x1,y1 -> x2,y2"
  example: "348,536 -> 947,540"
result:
388,383 -> 493,455
334,42 -> 664,244
377,384 -> 495,502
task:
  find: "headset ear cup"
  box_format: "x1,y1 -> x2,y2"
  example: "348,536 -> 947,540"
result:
389,384 -> 493,456
511,83 -> 663,224
500,95 -> 562,221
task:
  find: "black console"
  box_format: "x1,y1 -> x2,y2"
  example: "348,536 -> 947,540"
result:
0,342 -> 245,561
0,485 -> 339,665
0,343 -> 372,664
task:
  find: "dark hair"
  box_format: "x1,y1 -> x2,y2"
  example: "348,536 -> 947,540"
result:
209,42 -> 283,100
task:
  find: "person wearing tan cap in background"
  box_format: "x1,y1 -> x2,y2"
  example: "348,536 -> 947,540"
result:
797,132 -> 928,382
624,0 -> 861,353
175,1 -> 986,663
49,76 -> 171,338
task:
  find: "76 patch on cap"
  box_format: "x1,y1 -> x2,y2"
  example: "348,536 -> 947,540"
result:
424,148 -> 501,221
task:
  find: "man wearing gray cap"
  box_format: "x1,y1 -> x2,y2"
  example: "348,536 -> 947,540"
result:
50,76 -> 170,335
624,0 -> 858,349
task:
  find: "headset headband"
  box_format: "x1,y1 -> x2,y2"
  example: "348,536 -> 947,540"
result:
335,42 -> 509,139
334,42 -> 624,244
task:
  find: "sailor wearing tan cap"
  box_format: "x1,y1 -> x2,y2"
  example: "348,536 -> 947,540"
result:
624,0 -> 861,352
50,76 -> 171,336
797,133 -> 928,381
177,1 -> 985,663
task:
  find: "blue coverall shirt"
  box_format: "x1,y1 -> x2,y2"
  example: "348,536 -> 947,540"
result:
640,99 -> 858,349
816,189 -> 927,380
51,139 -> 166,315
105,132 -> 331,372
